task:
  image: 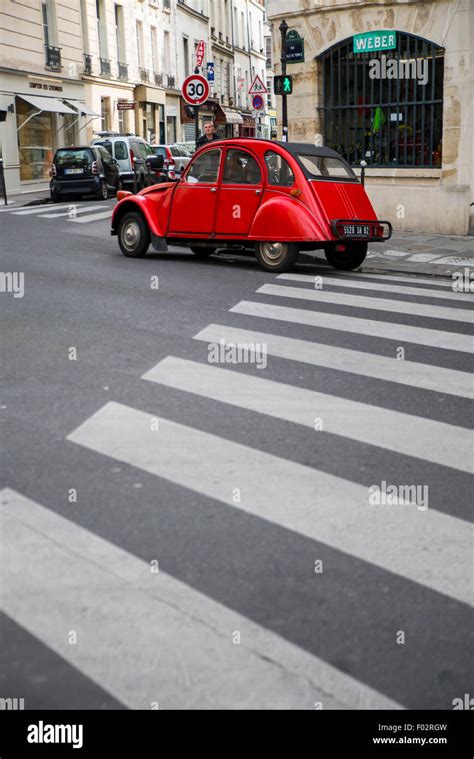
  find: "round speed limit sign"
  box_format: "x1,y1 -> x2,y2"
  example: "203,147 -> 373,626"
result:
181,75 -> 210,106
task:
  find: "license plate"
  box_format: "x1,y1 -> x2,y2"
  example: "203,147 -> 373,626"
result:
65,168 -> 83,175
342,224 -> 371,237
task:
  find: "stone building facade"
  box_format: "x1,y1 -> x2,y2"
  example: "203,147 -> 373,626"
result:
267,0 -> 473,235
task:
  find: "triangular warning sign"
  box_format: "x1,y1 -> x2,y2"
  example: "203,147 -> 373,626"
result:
248,74 -> 268,95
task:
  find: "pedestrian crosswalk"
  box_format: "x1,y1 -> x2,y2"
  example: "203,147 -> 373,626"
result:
2,268 -> 473,709
0,200 -> 115,224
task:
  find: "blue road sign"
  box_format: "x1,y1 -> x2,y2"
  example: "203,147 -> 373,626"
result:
206,62 -> 214,82
252,94 -> 264,110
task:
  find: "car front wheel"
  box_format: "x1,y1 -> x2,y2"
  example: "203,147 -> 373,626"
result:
255,241 -> 299,272
118,212 -> 150,258
324,242 -> 368,271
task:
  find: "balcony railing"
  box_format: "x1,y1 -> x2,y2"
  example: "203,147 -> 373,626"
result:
140,68 -> 149,83
100,58 -> 111,77
118,62 -> 128,81
167,74 -> 175,89
154,72 -> 163,87
83,53 -> 92,75
45,45 -> 61,71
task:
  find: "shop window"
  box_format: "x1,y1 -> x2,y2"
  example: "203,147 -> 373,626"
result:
319,32 -> 444,168
166,115 -> 176,143
16,97 -> 54,181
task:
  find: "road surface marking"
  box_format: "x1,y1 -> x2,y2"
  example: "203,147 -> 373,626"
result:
257,284 -> 474,324
193,324 -> 474,399
39,205 -> 106,219
68,210 -> 113,223
143,357 -> 473,474
277,273 -> 473,302
0,488 -> 401,710
330,272 -> 458,288
67,403 -> 472,603
11,204 -> 73,215
230,301 -> 474,354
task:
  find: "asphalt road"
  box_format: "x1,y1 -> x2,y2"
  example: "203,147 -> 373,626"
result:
1,198 -> 473,710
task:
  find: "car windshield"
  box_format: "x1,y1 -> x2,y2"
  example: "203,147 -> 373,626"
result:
297,154 -> 357,180
55,149 -> 93,166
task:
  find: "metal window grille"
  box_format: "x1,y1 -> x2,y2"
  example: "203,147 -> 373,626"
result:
320,32 -> 444,168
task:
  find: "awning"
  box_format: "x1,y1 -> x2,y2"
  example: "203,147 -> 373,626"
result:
221,107 -> 243,124
64,100 -> 100,117
18,94 -> 76,114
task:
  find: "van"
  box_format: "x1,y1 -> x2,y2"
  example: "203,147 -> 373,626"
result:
91,133 -> 154,190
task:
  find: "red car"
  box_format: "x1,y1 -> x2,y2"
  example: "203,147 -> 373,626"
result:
111,138 -> 392,272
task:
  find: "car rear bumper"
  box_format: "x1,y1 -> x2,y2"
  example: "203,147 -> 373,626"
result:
50,177 -> 101,195
330,219 -> 392,241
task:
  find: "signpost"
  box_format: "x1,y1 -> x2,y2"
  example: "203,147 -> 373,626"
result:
181,73 -> 210,146
279,19 -> 289,140
248,74 -> 268,95
285,30 -> 304,63
196,40 -> 205,67
252,94 -> 264,111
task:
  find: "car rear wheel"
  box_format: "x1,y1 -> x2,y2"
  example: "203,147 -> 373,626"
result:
255,241 -> 299,272
190,246 -> 214,259
325,242 -> 368,271
118,212 -> 150,258
96,180 -> 108,201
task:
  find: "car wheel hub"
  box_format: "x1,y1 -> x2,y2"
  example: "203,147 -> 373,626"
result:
122,220 -> 140,250
261,242 -> 285,262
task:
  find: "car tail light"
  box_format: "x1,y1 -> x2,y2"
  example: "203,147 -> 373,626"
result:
91,160 -> 99,175
130,148 -> 135,165
168,170 -> 176,181
375,224 -> 384,238
49,164 -> 56,177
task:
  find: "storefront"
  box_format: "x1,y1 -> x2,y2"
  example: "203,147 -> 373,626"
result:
134,84 -> 167,144
268,0 -> 473,234
0,70 -> 88,192
239,114 -> 256,138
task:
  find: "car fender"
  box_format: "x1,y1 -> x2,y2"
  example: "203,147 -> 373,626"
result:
248,194 -> 327,242
111,192 -> 166,238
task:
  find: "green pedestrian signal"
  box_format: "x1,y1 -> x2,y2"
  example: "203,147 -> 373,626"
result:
274,75 -> 293,95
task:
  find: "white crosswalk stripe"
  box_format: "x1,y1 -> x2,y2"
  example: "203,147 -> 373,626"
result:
68,209 -> 113,223
66,403 -> 472,603
1,488 -> 400,709
193,323 -> 474,399
230,301 -> 474,353
3,202 -> 114,223
11,204 -> 74,215
257,284 -> 474,324
327,271 -> 458,289
277,273 -> 473,302
142,356 -> 473,474
40,205 -> 106,219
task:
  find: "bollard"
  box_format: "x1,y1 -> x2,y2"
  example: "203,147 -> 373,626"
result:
360,160 -> 367,187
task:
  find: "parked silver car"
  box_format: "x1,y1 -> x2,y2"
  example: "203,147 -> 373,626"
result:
91,133 -> 154,190
151,144 -> 192,177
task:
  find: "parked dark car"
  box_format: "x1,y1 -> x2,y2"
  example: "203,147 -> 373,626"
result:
49,146 -> 120,202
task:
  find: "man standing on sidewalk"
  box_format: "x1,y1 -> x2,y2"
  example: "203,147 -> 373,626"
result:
196,121 -> 220,149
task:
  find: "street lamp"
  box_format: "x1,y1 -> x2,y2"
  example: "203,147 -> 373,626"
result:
279,19 -> 288,141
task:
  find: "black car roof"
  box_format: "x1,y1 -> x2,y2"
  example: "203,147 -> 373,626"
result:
275,142 -> 345,160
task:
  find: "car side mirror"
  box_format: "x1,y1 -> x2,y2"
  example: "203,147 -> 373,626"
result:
146,154 -> 164,170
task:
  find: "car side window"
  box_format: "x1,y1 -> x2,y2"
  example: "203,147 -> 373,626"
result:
114,141 -> 128,160
264,151 -> 295,187
223,149 -> 261,185
138,143 -> 148,161
185,149 -> 221,183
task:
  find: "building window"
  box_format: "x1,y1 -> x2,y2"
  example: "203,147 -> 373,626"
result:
115,4 -> 126,63
166,115 -> 176,143
151,27 -> 158,73
136,21 -> 144,68
96,0 -> 108,58
42,2 -> 50,48
101,97 -> 111,131
163,31 -> 171,73
183,37 -> 189,77
16,97 -> 54,181
320,32 -> 444,168
265,36 -> 272,68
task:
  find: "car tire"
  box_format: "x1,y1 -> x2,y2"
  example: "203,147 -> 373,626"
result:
96,180 -> 108,201
255,241 -> 299,272
190,246 -> 214,259
50,191 -> 61,203
324,242 -> 368,270
118,212 -> 150,258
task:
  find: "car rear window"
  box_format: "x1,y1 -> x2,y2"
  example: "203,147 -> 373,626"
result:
297,154 -> 356,180
153,147 -> 167,158
55,148 -> 94,166
114,141 -> 128,160
94,141 -> 113,157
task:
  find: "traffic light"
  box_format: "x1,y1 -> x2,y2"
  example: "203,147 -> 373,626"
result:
274,75 -> 293,95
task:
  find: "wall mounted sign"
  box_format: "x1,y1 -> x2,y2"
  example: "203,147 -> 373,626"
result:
353,30 -> 397,54
285,30 -> 304,64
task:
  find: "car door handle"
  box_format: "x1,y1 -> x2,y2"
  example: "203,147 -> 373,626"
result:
210,187 -> 217,192
255,189 -> 262,194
